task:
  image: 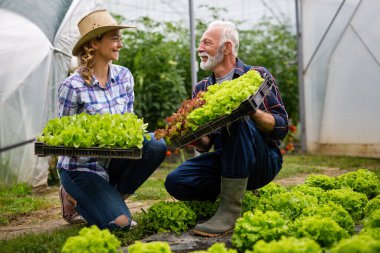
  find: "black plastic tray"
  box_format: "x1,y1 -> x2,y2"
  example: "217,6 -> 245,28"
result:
172,75 -> 273,148
34,142 -> 142,159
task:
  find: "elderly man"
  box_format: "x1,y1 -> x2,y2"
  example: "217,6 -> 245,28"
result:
165,21 -> 289,236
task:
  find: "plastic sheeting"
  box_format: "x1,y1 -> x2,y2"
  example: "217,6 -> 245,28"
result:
0,0 -> 104,186
301,0 -> 380,157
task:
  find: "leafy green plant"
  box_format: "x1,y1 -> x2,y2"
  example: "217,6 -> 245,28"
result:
304,174 -> 337,190
359,227 -> 380,240
257,191 -> 318,220
325,188 -> 368,221
186,70 -> 263,130
290,184 -> 327,203
190,242 -> 237,253
141,201 -> 196,234
37,113 -> 148,148
61,225 -> 121,253
232,210 -> 289,252
257,182 -> 287,198
336,169 -> 380,198
330,235 -> 380,253
300,202 -> 354,234
128,241 -> 172,253
363,209 -> 380,229
183,200 -> 219,221
242,190 -> 261,214
247,237 -> 322,253
364,195 -> 380,217
291,216 -> 349,248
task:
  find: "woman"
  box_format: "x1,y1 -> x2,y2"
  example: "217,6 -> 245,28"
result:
57,9 -> 166,230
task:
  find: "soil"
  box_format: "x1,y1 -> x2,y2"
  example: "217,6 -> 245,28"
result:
0,167 -> 349,241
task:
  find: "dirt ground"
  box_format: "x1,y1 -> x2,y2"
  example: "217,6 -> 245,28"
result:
0,167 -> 348,240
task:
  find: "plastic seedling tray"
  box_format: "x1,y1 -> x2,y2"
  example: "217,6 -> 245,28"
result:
172,75 -> 274,148
34,142 -> 142,159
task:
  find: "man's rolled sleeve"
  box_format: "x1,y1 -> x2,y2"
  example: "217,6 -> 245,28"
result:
271,113 -> 289,140
262,85 -> 289,140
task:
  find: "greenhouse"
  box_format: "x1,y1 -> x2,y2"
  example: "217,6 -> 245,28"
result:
0,0 -> 379,252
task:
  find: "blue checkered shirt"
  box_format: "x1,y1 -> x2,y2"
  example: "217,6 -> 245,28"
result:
57,64 -> 135,180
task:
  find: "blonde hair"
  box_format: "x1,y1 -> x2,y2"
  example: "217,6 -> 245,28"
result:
77,42 -> 96,85
76,34 -> 103,85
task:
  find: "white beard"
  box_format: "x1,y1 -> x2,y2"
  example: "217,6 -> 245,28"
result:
199,47 -> 224,71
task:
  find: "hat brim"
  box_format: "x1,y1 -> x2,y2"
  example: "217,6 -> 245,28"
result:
72,25 -> 136,56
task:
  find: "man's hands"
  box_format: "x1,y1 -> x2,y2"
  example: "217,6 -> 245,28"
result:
190,135 -> 212,153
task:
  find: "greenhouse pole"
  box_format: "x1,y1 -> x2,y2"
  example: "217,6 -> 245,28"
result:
189,0 -> 197,87
295,0 -> 306,153
189,0 -> 200,157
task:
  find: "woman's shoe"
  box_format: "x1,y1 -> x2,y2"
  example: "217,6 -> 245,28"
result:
59,186 -> 85,224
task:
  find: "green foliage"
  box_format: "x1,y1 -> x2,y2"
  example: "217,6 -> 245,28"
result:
128,241 -> 172,253
291,216 -> 349,248
359,227 -> 380,240
239,19 -> 298,121
141,201 -> 196,234
182,200 -> 219,221
187,70 -> 263,130
190,243 -> 237,253
330,235 -> 380,253
247,237 -> 322,253
257,182 -> 287,198
336,169 -> 380,198
363,209 -> 380,229
242,190 -> 261,214
325,188 -> 368,221
0,183 -> 51,225
117,17 -> 189,131
257,191 -> 318,220
290,184 -> 328,203
37,113 -> 148,148
300,202 -> 354,234
61,225 -> 121,253
304,174 -> 337,190
364,195 -> 380,217
232,210 -> 289,252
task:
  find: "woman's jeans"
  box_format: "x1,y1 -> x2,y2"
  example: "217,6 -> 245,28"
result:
165,118 -> 283,201
59,133 -> 166,230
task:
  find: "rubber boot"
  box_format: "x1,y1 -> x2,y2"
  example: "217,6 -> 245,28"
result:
193,177 -> 248,237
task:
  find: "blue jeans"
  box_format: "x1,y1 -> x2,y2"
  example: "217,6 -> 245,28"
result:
165,118 -> 282,201
59,133 -> 166,230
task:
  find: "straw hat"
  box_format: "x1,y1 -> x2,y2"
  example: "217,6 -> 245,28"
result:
72,9 -> 135,56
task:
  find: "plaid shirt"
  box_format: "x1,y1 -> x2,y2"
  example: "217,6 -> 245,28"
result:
193,58 -> 289,148
57,64 -> 135,180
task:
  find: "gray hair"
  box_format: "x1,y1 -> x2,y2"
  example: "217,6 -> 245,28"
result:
207,20 -> 239,57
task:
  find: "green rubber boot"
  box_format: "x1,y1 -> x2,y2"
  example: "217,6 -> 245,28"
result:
193,177 -> 248,237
